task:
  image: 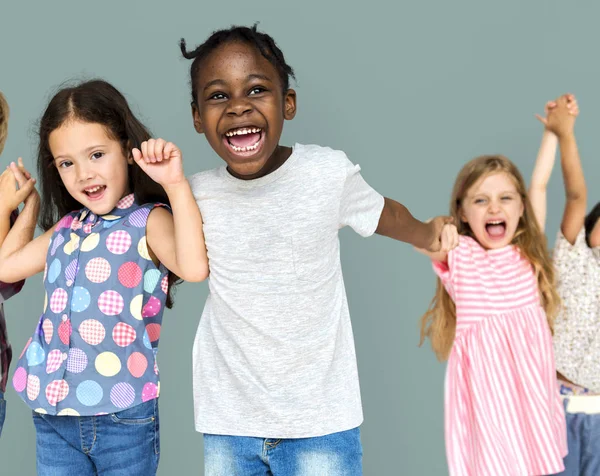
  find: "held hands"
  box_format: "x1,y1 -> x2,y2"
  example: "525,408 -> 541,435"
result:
426,216 -> 459,253
536,94 -> 579,138
132,139 -> 185,189
0,158 -> 37,215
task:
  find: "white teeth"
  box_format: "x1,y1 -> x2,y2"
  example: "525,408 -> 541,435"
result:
487,220 -> 504,225
225,127 -> 262,137
85,186 -> 103,193
230,141 -> 260,152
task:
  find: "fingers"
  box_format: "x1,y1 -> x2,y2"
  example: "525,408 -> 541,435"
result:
163,141 -> 178,160
14,175 -> 36,202
137,139 -> 173,163
440,224 -> 459,253
10,161 -> 29,187
535,114 -> 548,126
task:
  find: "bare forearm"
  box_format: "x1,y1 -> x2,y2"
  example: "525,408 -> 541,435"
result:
0,200 -> 38,260
529,130 -> 558,231
0,212 -> 9,249
375,197 -> 432,248
559,133 -> 586,202
163,181 -> 208,281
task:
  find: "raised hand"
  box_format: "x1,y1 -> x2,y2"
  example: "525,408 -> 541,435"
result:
0,158 -> 37,215
132,139 -> 185,189
546,94 -> 578,138
536,94 -> 579,129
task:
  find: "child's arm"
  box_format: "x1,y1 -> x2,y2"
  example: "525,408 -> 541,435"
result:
0,160 -> 37,245
529,99 -> 558,231
528,97 -> 579,231
0,161 -> 50,283
376,198 -> 455,253
545,95 -> 585,245
413,222 -> 459,263
133,139 -> 209,282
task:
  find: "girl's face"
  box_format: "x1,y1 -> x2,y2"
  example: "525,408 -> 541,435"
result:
460,172 -> 524,250
192,41 -> 296,179
49,120 -> 132,215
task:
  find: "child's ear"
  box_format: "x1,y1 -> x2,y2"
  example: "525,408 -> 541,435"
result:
125,141 -> 135,165
284,89 -> 297,120
192,102 -> 204,134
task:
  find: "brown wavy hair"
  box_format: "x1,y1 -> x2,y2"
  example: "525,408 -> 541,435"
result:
420,155 -> 560,361
0,92 -> 9,155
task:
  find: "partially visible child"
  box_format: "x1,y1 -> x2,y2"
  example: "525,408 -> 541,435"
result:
529,94 -> 600,476
419,153 -> 567,475
0,91 -> 33,437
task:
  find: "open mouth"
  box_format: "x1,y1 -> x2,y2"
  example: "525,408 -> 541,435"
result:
485,220 -> 506,239
83,185 -> 106,200
223,127 -> 264,155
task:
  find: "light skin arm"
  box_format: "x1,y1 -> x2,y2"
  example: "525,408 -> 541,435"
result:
133,139 -> 209,282
0,162 -> 50,283
545,95 -> 585,244
528,129 -> 558,231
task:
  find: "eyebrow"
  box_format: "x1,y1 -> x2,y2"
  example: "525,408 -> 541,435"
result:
470,190 -> 518,198
54,144 -> 107,161
203,74 -> 273,92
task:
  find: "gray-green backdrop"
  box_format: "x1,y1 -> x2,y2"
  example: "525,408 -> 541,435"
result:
1,0 -> 598,474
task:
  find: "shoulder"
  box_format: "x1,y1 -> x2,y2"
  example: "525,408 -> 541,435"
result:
292,144 -> 356,188
294,143 -> 351,168
188,168 -> 222,189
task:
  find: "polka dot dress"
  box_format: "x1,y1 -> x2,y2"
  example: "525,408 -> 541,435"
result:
13,195 -> 169,416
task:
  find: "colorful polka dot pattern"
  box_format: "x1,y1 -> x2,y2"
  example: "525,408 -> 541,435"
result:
13,195 -> 169,416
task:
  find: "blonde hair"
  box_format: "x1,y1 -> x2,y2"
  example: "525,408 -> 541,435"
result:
420,155 -> 560,361
0,91 -> 8,155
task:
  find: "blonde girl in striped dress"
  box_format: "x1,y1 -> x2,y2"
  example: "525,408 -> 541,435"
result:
419,155 -> 567,475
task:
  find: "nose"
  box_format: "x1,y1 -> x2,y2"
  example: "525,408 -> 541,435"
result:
226,96 -> 253,117
488,200 -> 501,214
76,162 -> 95,183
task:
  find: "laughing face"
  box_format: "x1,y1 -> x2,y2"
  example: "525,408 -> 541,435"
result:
459,172 -> 525,249
191,41 -> 296,179
49,120 -> 133,215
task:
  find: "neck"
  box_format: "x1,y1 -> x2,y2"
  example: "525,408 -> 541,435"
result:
227,145 -> 292,180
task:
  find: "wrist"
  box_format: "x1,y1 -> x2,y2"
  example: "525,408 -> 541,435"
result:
556,130 -> 575,141
162,179 -> 191,197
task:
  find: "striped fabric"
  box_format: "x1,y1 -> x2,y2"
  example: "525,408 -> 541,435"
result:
433,235 -> 567,475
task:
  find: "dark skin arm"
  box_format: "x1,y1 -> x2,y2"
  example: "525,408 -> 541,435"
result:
375,197 -> 453,252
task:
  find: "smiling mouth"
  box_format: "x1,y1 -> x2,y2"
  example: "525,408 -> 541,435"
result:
224,127 -> 263,154
83,185 -> 106,200
485,220 -> 506,239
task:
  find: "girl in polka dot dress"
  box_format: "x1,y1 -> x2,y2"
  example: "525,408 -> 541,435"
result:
0,80 -> 208,475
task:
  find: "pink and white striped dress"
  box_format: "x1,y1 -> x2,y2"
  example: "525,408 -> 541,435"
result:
433,235 -> 567,476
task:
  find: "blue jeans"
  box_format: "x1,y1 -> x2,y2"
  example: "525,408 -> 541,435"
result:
32,398 -> 160,476
553,398 -> 600,476
204,427 -> 363,476
0,392 -> 5,438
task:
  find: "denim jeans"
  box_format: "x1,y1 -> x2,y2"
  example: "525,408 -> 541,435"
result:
0,392 -> 5,438
204,427 -> 363,476
553,397 -> 600,476
32,398 -> 159,476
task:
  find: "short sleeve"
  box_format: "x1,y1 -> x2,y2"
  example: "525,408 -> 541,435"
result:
432,247 -> 456,300
338,155 -> 385,237
431,235 -> 475,301
553,228 -> 589,286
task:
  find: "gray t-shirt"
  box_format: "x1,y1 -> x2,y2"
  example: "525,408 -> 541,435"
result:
189,143 -> 385,438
